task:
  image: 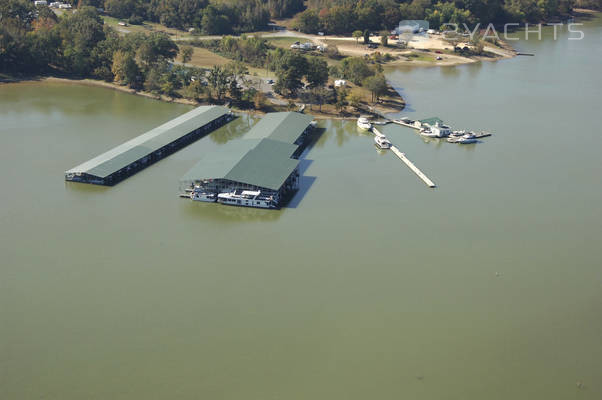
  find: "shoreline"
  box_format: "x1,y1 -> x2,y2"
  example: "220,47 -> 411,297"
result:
1,75 -> 405,120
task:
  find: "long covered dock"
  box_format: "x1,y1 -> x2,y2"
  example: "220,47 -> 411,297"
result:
65,105 -> 233,186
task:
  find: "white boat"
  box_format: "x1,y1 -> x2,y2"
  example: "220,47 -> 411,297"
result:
451,130 -> 466,137
357,117 -> 373,131
217,189 -> 276,209
374,135 -> 392,149
190,190 -> 217,202
457,133 -> 477,144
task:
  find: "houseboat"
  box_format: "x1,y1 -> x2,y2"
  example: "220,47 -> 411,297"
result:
217,190 -> 277,209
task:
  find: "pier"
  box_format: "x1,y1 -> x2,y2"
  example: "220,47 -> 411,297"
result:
390,146 -> 436,188
373,127 -> 436,188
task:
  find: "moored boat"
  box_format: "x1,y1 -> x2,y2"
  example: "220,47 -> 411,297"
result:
190,190 -> 217,202
374,135 -> 392,149
217,189 -> 276,209
457,133 -> 477,144
357,116 -> 373,131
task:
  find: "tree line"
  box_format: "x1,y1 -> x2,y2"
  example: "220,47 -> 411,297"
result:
295,0 -> 577,34
77,0 -> 304,33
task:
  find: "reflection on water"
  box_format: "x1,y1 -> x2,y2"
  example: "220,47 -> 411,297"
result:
179,200 -> 283,222
210,114 -> 258,144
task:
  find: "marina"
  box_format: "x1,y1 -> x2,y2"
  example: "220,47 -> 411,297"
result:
389,116 -> 493,142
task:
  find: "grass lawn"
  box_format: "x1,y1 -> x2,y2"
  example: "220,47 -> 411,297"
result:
187,48 -> 275,79
188,48 -> 231,68
101,16 -> 193,39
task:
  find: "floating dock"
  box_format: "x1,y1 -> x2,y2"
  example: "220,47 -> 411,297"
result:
390,146 -> 436,188
373,127 -> 436,188
65,106 -> 234,186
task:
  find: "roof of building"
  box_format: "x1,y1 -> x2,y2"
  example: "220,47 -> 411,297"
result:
244,112 -> 314,144
226,139 -> 299,190
181,138 -> 299,191
66,105 -> 230,178
419,117 -> 444,126
180,139 -> 261,183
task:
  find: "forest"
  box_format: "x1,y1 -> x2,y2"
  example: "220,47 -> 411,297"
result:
296,0 -> 584,34
79,0 -> 305,33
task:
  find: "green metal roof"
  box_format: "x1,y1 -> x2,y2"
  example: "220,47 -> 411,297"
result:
225,139 -> 299,190
180,139 -> 261,182
419,117 -> 444,126
66,106 -> 230,178
181,138 -> 299,191
244,112 -> 314,144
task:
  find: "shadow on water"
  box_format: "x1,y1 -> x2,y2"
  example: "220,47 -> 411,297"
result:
65,181 -> 111,194
284,126 -> 325,209
285,159 -> 316,209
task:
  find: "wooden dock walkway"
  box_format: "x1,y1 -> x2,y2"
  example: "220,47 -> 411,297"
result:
373,127 -> 436,188
391,120 -> 420,130
390,146 -> 436,188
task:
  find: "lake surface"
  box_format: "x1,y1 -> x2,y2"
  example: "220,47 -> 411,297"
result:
1,15 -> 601,400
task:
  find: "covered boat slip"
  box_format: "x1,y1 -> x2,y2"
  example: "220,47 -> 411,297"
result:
65,105 -> 233,185
181,112 -> 315,206
181,138 -> 300,199
244,112 -> 315,156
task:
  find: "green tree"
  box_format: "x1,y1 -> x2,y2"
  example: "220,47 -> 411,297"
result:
180,45 -> 193,64
55,7 -> 106,75
274,52 -> 308,97
183,79 -> 207,101
341,57 -> 374,85
335,87 -> 348,112
294,9 -> 320,33
363,29 -> 370,44
380,31 -> 388,47
207,65 -> 229,101
112,50 -> 139,87
352,30 -> 363,45
347,90 -> 363,110
305,57 -> 328,89
363,74 -> 387,103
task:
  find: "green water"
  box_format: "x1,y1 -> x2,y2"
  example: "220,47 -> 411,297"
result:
1,16 -> 601,400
